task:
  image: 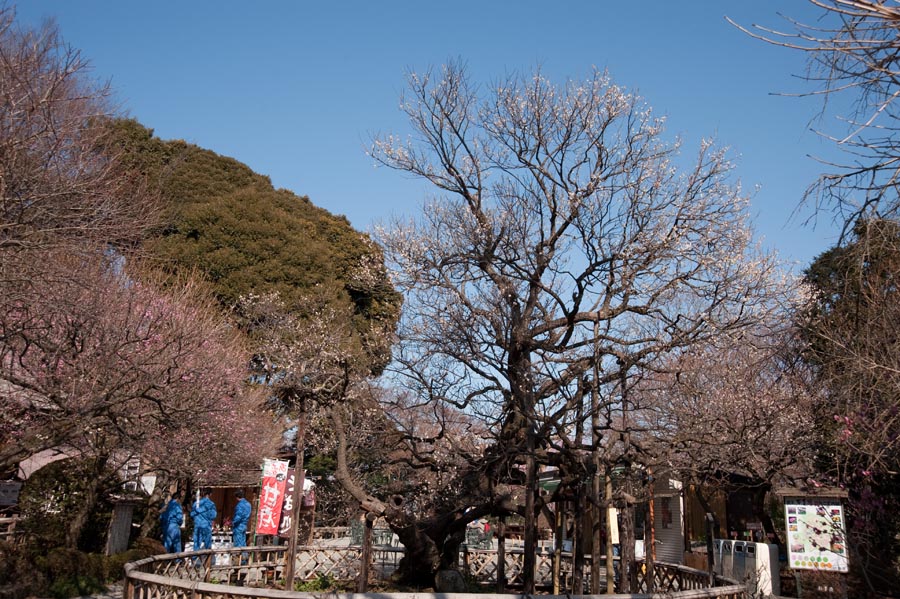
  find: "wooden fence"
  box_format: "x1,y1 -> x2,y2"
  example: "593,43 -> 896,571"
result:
0,516 -> 20,543
124,545 -> 747,599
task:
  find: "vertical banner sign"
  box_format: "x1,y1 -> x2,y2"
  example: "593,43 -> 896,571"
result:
278,469 -> 298,538
784,497 -> 849,572
256,459 -> 289,535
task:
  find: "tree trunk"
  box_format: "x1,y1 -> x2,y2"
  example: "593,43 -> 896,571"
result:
393,523 -> 442,586
138,478 -> 168,539
572,486 -> 585,594
65,457 -> 107,549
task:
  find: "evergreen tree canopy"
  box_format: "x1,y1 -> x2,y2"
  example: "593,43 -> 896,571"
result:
108,119 -> 400,374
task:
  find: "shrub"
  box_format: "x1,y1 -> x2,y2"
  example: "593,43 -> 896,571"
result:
294,573 -> 340,592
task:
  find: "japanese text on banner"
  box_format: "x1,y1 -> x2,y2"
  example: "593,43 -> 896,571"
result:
256,458 -> 289,535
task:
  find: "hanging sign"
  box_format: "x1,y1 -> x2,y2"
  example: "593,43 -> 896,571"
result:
256,459 -> 289,535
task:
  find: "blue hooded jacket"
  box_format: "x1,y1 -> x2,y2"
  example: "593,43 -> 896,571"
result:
233,498 -> 252,530
190,496 -> 217,530
160,498 -> 183,529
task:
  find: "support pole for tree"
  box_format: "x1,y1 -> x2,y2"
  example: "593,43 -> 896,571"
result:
646,470 -> 655,593
605,472 -> 615,593
283,411 -> 307,589
523,427 -> 538,595
552,503 -> 562,594
591,399 -> 602,593
705,513 -> 716,587
497,515 -> 507,593
572,381 -> 585,594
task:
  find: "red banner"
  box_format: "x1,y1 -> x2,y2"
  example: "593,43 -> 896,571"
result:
256,459 -> 289,535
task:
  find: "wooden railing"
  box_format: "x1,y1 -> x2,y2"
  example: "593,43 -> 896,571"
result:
0,516 -> 21,543
124,545 -> 747,599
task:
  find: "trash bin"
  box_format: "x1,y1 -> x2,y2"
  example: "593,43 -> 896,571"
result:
716,539 -> 734,579
744,542 -> 758,589
732,541 -> 747,581
753,542 -> 780,597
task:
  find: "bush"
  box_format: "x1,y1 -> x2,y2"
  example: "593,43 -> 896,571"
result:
106,538 -> 163,581
0,536 -> 165,598
294,573 -> 341,592
47,575 -> 105,599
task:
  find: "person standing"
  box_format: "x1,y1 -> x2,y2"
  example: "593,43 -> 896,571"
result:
231,490 -> 252,547
190,488 -> 217,551
159,491 -> 184,553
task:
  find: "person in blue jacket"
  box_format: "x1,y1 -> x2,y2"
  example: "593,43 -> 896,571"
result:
231,489 -> 252,547
190,488 -> 217,551
159,491 -> 184,553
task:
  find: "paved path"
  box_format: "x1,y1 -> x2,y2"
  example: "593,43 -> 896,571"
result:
76,582 -> 122,599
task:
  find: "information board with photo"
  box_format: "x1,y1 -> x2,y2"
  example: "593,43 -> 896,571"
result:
784,498 -> 848,572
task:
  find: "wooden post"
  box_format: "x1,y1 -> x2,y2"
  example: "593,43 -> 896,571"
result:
646,468 -> 655,593
523,428 -> 537,594
552,503 -> 562,594
591,369 -> 602,594
497,516 -> 506,593
123,569 -> 134,599
605,472 -> 616,594
283,411 -> 307,589
620,504 -> 636,593
357,513 -> 375,592
705,513 -> 716,587
105,501 -> 136,555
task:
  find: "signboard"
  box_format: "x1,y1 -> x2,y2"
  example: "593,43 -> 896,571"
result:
256,459 -> 289,535
784,497 -> 849,572
278,469 -> 316,538
278,468 -> 298,538
0,481 -> 22,506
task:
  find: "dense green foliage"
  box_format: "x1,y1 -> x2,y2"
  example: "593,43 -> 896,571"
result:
18,459 -> 113,551
107,119 -> 400,372
801,218 -> 900,593
0,539 -> 162,598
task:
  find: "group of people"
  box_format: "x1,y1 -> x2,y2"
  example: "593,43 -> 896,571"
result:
159,488 -> 252,554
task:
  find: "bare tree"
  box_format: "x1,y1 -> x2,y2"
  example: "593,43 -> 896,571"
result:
0,259 -> 274,545
0,7 -> 154,254
732,1 -> 900,231
632,328 -> 817,539
372,62 -> 783,591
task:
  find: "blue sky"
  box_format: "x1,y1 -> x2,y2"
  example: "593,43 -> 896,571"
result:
18,1 -> 844,269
